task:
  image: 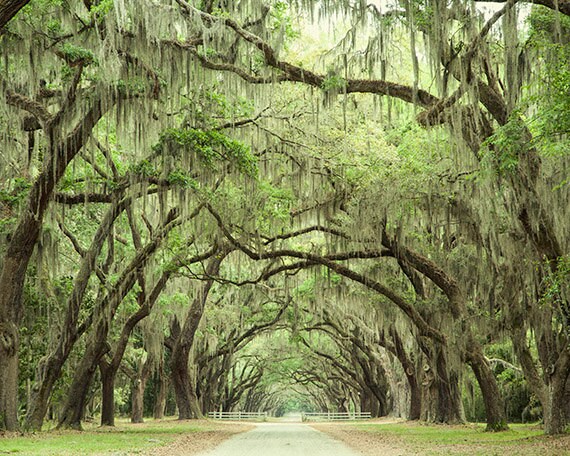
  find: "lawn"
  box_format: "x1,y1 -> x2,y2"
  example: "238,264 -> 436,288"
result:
348,421 -> 570,455
0,419 -> 216,456
356,421 -> 545,443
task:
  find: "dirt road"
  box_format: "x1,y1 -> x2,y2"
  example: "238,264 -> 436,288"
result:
195,423 -> 361,456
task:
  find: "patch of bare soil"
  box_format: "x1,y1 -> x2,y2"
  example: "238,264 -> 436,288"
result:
143,420 -> 253,456
312,419 -> 412,456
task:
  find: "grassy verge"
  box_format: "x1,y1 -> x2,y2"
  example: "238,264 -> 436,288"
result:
350,421 -> 570,455
355,421 -> 544,443
0,418 -> 218,456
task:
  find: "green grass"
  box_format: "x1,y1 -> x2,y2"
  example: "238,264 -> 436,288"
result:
355,422 -> 544,444
350,422 -> 570,455
0,418 -> 215,455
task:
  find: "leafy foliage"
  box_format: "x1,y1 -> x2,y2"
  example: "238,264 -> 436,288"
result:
154,128 -> 258,176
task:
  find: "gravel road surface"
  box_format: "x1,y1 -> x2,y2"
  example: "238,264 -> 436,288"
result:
196,423 -> 361,456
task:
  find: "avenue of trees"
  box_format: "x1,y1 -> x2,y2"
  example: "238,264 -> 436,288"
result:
0,0 -> 568,436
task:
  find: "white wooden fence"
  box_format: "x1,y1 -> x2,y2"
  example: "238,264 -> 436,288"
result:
301,411 -> 372,421
207,411 -> 268,421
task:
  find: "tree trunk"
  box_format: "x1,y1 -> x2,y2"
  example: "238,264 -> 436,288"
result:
131,381 -> 145,423
171,369 -> 201,420
99,361 -> 116,426
367,381 -> 388,417
0,328 -> 19,432
544,384 -> 567,435
389,328 -> 422,420
57,336 -> 108,430
513,328 -> 570,435
57,318 -> 125,428
408,375 -> 422,421
0,214 -> 42,431
171,253 -> 225,420
25,197 -> 129,430
436,356 -> 464,424
0,95 -> 110,431
25,351 -> 69,430
466,345 -> 508,431
360,391 -> 374,417
420,347 -> 464,424
131,357 -> 152,423
543,351 -> 570,435
153,369 -> 168,420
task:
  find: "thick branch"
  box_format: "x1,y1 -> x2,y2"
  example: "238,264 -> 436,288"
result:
199,303 -> 289,364
49,64 -> 85,130
207,206 -> 444,343
54,192 -> 114,205
175,1 -> 440,108
6,90 -> 53,126
0,0 -> 29,30
382,231 -> 464,318
474,0 -> 570,16
108,270 -> 171,372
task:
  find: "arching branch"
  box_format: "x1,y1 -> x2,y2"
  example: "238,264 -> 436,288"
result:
475,0 -> 570,16
206,205 -> 445,344
174,0 -> 440,108
0,0 -> 30,31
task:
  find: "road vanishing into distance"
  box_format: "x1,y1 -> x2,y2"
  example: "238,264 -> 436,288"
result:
197,421 -> 360,456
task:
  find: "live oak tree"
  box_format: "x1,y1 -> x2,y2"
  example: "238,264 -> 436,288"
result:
0,0 -> 568,435
177,0 -> 569,433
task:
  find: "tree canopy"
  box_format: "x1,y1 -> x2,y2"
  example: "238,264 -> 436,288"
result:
0,0 -> 568,436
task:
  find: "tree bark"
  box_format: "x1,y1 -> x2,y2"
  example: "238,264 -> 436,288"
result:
99,361 -> 116,426
466,345 -> 508,431
0,324 -> 19,431
513,328 -> 570,434
420,345 -> 464,424
131,380 -> 145,423
354,351 -> 388,417
408,375 -> 422,421
0,95 -> 110,431
171,252 -> 226,420
57,330 -> 109,430
390,328 -> 422,420
25,196 -> 129,430
153,366 -> 168,420
131,357 -> 152,423
544,378 -> 568,435
0,0 -> 30,30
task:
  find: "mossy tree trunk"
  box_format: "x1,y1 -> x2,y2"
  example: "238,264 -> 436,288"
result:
25,195 -> 129,430
99,362 -> 117,427
514,328 -> 570,435
153,362 -> 169,420
131,357 -> 153,424
390,328 -> 422,420
419,343 -> 464,424
0,91 -> 109,431
171,252 -> 227,420
466,344 -> 509,431
57,212 -> 180,429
